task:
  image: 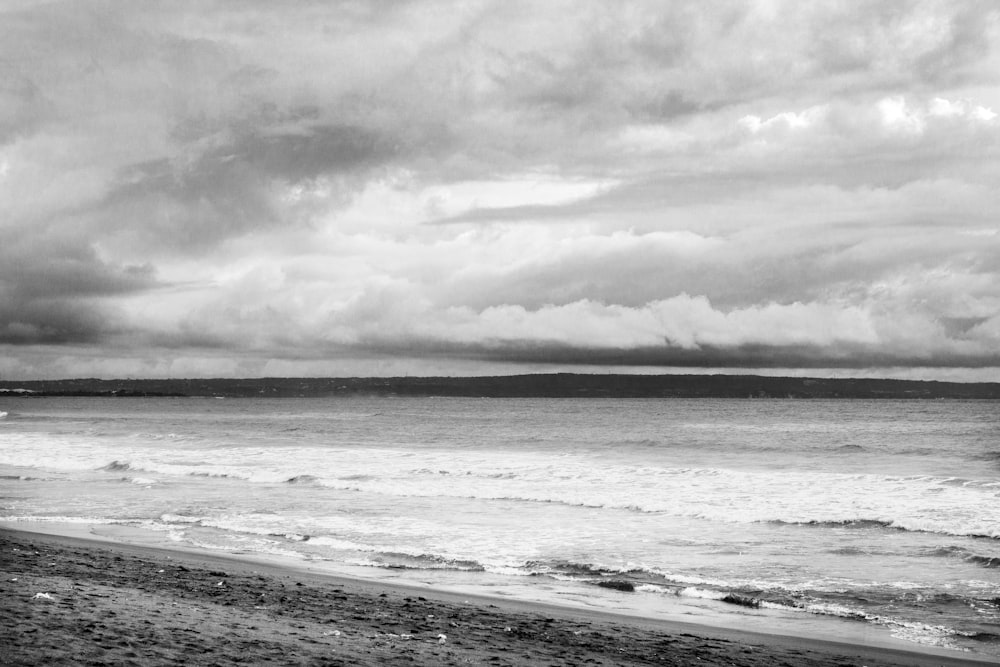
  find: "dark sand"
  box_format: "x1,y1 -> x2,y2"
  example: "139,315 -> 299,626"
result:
1,529 -> 992,666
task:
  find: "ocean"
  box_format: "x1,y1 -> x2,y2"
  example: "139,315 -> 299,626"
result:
1,396 -> 998,659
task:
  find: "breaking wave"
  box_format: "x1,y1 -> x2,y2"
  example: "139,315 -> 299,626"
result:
925,546 -> 1000,569
285,475 -> 321,485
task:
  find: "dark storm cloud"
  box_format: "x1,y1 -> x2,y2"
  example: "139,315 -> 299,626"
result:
0,300 -> 115,345
0,229 -> 155,299
98,119 -> 400,251
0,231 -> 156,345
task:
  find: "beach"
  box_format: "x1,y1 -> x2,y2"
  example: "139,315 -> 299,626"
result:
1,528 -> 992,667
2,397 -> 999,662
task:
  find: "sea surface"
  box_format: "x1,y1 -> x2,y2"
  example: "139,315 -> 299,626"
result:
1,396 -> 998,658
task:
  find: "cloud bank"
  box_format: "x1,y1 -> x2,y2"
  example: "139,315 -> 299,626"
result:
2,1 -> 999,379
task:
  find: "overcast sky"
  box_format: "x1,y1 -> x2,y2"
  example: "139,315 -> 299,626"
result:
2,1 -> 1000,380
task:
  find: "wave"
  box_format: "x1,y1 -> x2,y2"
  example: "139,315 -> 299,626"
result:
966,554 -> 1000,568
974,450 -> 1000,463
524,559 -> 644,579
274,532 -> 310,542
658,583 -> 988,652
495,558 -> 996,651
606,438 -> 662,448
1,515 -> 125,526
925,546 -> 1000,569
97,461 -> 160,486
361,551 -> 486,572
6,436 -> 996,542
159,512 -> 209,524
200,532 -> 495,573
156,472 -> 1000,541
938,476 -> 1000,489
720,593 -> 760,608
285,475 -> 321,485
770,518 -> 898,530
767,518 -> 1000,541
251,467 -> 1000,540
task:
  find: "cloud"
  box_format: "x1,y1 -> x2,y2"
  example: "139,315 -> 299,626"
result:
2,1 -> 1000,378
392,295 -> 879,351
310,290 -> 998,368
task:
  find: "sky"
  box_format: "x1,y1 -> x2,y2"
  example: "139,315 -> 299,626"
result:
2,0 -> 1000,381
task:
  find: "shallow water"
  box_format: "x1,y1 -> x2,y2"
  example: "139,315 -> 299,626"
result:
1,396 -> 998,657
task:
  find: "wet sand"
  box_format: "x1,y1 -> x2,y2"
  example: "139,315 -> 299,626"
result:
1,528 -> 991,666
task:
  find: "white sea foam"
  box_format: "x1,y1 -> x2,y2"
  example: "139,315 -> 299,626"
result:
1,515 -> 122,525
2,426 -> 997,539
677,586 -> 728,600
158,512 -> 207,524
801,602 -> 966,650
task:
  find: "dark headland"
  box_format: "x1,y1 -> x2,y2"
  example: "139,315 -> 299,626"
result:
1,373 -> 998,399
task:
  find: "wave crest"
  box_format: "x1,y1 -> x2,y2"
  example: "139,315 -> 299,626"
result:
362,551 -> 486,572
769,518 -> 897,530
286,475 -> 320,485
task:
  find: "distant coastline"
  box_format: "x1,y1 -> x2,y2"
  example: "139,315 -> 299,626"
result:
1,373 -> 999,399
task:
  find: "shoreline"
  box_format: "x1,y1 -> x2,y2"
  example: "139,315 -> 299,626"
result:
2,526 -> 993,666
